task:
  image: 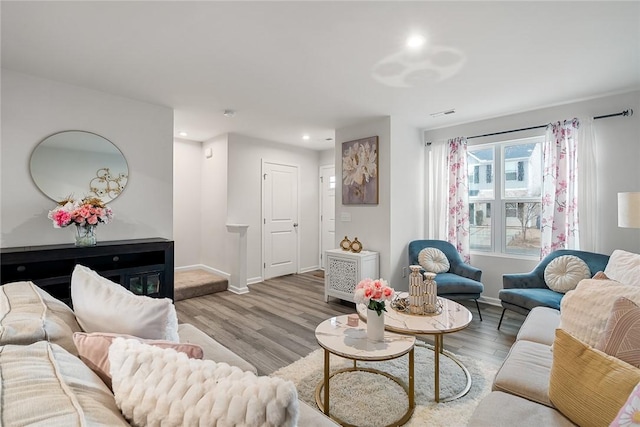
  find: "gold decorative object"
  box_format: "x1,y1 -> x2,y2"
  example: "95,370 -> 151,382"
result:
409,265 -> 425,315
340,236 -> 351,251
90,167 -> 128,199
350,237 -> 363,253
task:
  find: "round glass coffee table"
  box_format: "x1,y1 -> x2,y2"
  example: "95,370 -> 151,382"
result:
314,315 -> 416,427
357,296 -> 472,402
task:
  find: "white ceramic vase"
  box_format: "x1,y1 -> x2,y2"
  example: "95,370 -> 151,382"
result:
367,308 -> 385,341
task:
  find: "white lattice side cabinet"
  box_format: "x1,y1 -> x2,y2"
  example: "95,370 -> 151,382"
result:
324,249 -> 380,302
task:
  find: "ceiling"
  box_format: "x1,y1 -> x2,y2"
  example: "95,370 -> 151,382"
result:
2,1 -> 639,151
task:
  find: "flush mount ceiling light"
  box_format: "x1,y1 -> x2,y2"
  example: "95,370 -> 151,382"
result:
223,109 -> 236,118
302,134 -> 310,140
430,109 -> 456,118
406,34 -> 426,49
178,131 -> 188,137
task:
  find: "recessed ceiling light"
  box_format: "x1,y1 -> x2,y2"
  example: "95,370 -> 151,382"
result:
406,34 -> 426,49
178,131 -> 188,137
223,109 -> 236,118
302,135 -> 310,140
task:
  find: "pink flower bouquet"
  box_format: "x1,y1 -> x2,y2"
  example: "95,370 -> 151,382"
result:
353,278 -> 395,316
48,197 -> 113,228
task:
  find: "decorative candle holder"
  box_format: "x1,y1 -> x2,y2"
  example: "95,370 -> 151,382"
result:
409,265 -> 425,315
423,272 -> 439,314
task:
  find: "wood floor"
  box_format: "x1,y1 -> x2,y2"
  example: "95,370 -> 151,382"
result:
175,271 -> 526,375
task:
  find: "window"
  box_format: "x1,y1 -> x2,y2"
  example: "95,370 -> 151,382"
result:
468,138 -> 543,257
329,175 -> 336,189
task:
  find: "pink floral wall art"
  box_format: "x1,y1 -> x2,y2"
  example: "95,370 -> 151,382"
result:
342,136 -> 379,205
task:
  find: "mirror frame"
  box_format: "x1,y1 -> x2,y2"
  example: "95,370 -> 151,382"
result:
29,130 -> 129,204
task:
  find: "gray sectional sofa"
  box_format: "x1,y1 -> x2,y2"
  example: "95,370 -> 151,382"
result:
469,303 -> 640,426
0,280 -> 337,426
469,307 -> 576,426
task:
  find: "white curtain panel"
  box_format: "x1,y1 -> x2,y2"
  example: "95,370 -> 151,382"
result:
427,141 -> 448,240
541,119 -> 581,257
577,118 -> 597,252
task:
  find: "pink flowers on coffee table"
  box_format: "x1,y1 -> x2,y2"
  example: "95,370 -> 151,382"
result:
354,278 -> 395,316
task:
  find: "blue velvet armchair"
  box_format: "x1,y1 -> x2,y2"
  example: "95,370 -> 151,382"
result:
498,249 -> 610,329
408,240 -> 485,320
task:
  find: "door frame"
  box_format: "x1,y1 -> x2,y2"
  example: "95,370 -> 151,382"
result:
318,164 -> 336,269
261,159 -> 301,280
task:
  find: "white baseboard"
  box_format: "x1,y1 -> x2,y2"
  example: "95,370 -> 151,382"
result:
228,284 -> 249,294
175,264 -> 230,280
300,265 -> 320,274
175,264 -> 251,293
248,276 -> 262,285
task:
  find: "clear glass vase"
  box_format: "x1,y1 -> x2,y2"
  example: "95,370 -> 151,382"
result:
75,224 -> 97,247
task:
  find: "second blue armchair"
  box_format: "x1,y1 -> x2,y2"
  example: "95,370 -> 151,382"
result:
408,240 -> 485,320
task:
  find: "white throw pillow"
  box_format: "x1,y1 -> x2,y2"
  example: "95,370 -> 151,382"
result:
604,249 -> 640,286
418,248 -> 450,273
71,265 -> 179,342
543,255 -> 591,293
109,338 -> 299,427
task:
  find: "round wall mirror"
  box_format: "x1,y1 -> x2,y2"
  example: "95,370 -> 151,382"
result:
30,130 -> 129,204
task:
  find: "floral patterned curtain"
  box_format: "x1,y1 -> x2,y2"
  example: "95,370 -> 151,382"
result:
447,137 -> 470,262
540,119 -> 580,257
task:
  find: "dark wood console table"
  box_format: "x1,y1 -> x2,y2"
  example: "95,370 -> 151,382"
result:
0,238 -> 174,304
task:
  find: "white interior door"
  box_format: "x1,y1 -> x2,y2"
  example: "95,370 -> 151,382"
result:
263,162 -> 299,279
320,165 -> 336,269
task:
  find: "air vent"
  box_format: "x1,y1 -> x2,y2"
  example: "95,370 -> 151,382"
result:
430,109 -> 456,118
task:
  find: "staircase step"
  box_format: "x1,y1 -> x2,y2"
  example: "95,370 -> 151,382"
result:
174,269 -> 227,301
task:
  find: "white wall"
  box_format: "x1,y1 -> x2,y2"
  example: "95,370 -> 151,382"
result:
335,117 -> 424,290
389,119 -> 425,290
173,138 -> 203,267
226,133 -> 321,281
200,134 -> 230,275
1,70 -> 174,247
336,117 -> 393,282
423,90 -> 640,302
319,148 -> 335,166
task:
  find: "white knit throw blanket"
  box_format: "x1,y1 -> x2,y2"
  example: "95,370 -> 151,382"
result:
108,338 -> 299,427
559,279 -> 640,347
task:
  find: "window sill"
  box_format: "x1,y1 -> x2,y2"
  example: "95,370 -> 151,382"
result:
470,251 -> 540,261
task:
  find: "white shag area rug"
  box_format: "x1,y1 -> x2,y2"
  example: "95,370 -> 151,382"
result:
272,342 -> 499,427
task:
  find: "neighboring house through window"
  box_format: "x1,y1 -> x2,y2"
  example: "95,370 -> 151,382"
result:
467,137 -> 543,257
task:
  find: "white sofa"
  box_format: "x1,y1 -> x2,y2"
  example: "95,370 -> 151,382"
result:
469,276 -> 640,426
0,280 -> 338,426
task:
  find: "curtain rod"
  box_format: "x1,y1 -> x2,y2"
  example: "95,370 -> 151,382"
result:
466,109 -> 633,140
426,109 -> 633,145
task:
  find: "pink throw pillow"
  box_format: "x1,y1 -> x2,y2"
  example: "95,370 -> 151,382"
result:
592,271 -> 609,280
595,297 -> 640,368
610,382 -> 640,426
73,332 -> 204,389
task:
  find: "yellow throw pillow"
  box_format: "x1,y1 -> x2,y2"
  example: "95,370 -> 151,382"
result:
549,329 -> 640,427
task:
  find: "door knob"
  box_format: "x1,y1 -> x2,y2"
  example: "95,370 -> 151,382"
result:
293,223 -> 299,228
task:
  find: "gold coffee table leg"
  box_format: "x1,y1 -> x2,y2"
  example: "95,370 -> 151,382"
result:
323,349 -> 330,415
315,366 -> 414,427
434,334 -> 441,402
430,335 -> 472,403
409,348 -> 415,410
